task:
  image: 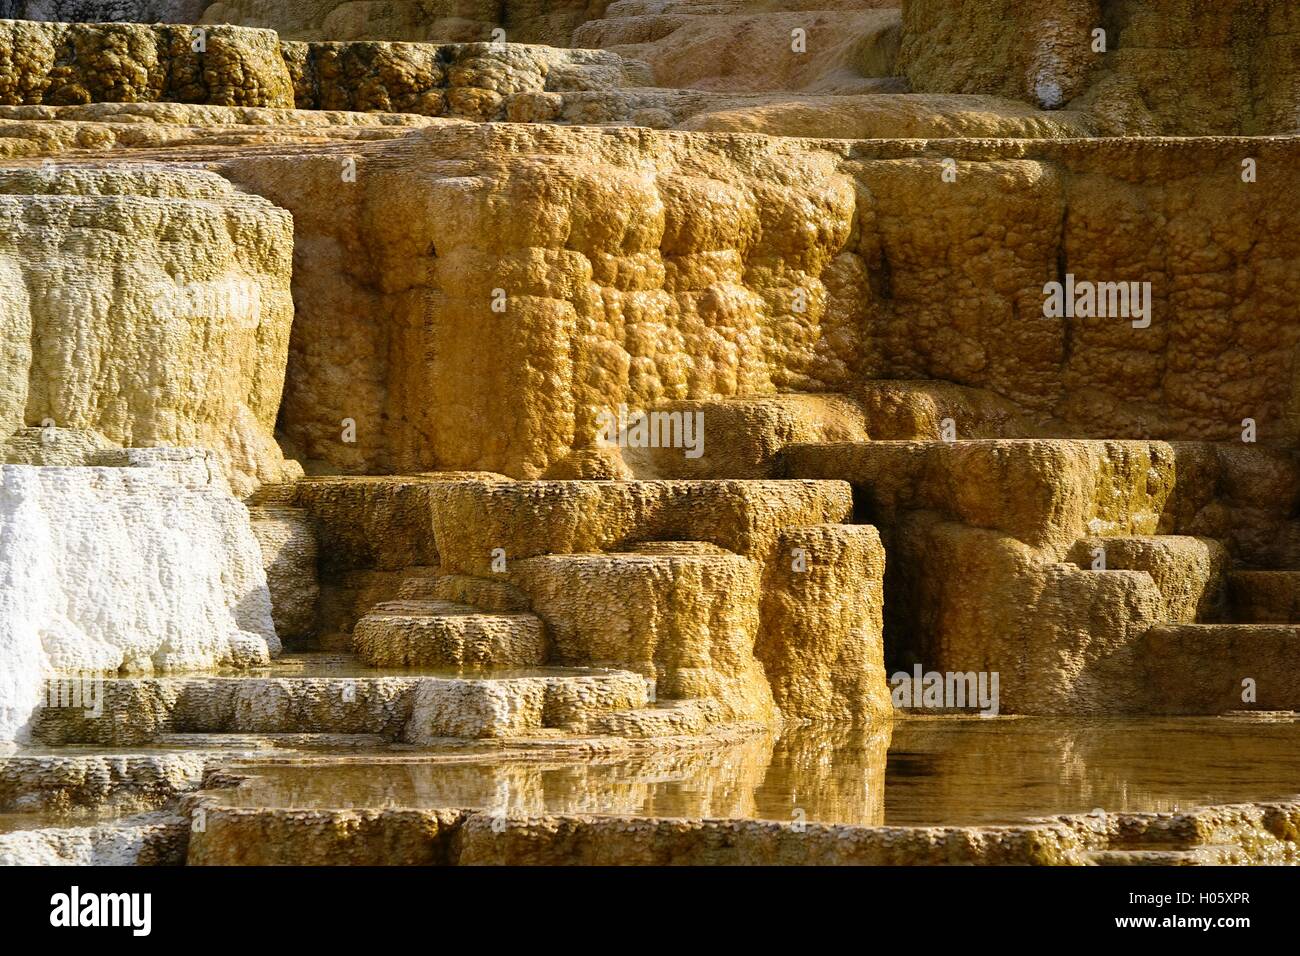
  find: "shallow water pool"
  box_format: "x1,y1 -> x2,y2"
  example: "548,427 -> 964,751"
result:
216,715 -> 1300,826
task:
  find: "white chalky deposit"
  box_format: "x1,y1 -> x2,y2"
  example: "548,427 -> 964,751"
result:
0,456 -> 278,741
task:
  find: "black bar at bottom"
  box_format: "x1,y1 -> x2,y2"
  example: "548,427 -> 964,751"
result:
0,865 -> 1278,941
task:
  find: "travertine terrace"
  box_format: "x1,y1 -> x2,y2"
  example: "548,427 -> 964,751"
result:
1,0 -> 1299,867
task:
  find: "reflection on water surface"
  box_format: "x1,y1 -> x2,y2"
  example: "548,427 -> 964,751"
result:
221,717 -> 1300,826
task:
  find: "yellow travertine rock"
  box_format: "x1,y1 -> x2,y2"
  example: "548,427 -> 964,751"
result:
0,163 -> 297,496
900,0 -> 1300,134
0,19 -> 295,107
2,0 -> 1300,868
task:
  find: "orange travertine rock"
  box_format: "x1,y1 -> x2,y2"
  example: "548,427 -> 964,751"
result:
2,0 -> 1299,868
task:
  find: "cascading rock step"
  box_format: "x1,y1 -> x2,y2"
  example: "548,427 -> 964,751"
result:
353,600 -> 546,669
30,665 -> 650,746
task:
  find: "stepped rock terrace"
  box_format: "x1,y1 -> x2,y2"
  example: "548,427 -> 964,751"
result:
1,0 -> 1298,868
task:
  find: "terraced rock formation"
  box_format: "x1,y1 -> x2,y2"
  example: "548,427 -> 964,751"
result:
0,448 -> 278,741
1,0 -> 1298,867
901,0 -> 1300,134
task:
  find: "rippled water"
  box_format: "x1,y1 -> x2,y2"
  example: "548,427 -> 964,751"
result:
218,716 -> 1300,826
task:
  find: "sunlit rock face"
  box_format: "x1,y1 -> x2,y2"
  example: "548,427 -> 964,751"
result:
3,0 -> 1300,869
0,812 -> 186,865
900,0 -> 1300,135
0,450 -> 278,742
0,164 -> 296,496
211,127 -> 1300,480
0,18 -> 296,108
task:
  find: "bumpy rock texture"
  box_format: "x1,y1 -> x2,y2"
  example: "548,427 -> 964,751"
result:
787,438 -> 1300,714
198,1 -> 613,45
900,0 -> 1300,134
182,794 -> 1300,866
268,475 -> 891,722
0,450 -> 277,742
0,3 -> 207,22
0,19 -> 296,107
0,163 -> 297,495
246,506 -> 318,644
1,0 -> 1299,868
7,3 -> 1297,135
203,129 -> 1300,479
0,811 -> 187,864
0,19 -> 655,123
0,7 -> 1104,138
